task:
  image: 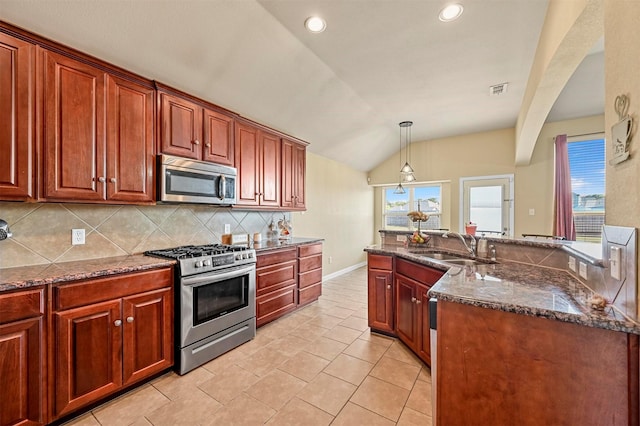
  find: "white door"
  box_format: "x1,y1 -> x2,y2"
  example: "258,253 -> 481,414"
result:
460,175 -> 513,237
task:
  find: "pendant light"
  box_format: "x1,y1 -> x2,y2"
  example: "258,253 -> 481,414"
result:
394,123 -> 406,194
399,121 -> 416,182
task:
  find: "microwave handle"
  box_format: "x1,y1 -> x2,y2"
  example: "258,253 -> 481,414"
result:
218,175 -> 226,200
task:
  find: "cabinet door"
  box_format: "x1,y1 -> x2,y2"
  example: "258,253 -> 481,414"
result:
53,300 -> 122,418
203,108 -> 234,165
235,122 -> 260,206
159,92 -> 202,160
395,275 -> 418,352
417,284 -> 431,365
0,33 -> 35,200
367,269 -> 394,333
281,139 -> 295,209
259,130 -> 281,207
106,75 -> 154,203
43,49 -> 106,201
122,288 -> 173,386
0,317 -> 44,426
293,143 -> 306,209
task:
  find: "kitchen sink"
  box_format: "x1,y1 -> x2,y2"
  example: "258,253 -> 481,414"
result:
413,251 -> 493,266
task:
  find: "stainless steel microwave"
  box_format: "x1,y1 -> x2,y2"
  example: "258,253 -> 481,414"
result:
158,154 -> 237,205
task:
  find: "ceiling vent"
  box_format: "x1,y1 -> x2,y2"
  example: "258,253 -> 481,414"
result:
489,83 -> 508,96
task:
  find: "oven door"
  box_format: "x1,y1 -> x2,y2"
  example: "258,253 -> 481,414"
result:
180,263 -> 256,348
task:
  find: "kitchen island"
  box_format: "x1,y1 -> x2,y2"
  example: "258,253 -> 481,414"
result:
365,233 -> 639,426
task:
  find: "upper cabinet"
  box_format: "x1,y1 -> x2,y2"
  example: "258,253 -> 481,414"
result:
281,138 -> 306,210
0,32 -> 35,200
158,87 -> 235,166
42,49 -> 155,203
235,120 -> 281,208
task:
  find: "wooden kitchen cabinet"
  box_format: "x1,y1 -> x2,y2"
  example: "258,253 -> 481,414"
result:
0,32 -> 35,201
51,268 -> 173,419
235,120 -> 281,208
281,138 -> 306,210
255,247 -> 298,327
43,49 -> 155,203
367,253 -> 395,334
0,288 -> 46,426
298,242 -> 322,306
395,258 -> 443,365
158,88 -> 235,166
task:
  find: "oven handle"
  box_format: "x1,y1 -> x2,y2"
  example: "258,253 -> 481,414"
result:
218,175 -> 226,200
181,263 -> 256,287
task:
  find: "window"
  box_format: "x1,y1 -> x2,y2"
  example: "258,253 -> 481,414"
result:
384,185 -> 441,230
568,137 -> 605,242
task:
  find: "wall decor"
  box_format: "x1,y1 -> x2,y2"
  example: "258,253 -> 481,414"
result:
609,94 -> 633,165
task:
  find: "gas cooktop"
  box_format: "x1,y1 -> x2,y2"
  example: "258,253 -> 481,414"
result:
145,244 -> 256,276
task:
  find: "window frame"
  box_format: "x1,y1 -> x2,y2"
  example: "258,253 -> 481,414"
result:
383,183 -> 442,230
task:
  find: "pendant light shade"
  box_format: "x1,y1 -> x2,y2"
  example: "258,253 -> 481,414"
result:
393,182 -> 406,194
399,121 -> 415,182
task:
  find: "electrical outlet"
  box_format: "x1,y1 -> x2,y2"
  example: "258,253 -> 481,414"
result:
568,256 -> 576,272
329,256 -> 333,264
579,262 -> 588,280
224,224 -> 231,234
71,229 -> 85,245
396,235 -> 406,242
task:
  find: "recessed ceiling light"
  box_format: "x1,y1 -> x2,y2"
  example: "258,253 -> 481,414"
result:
305,16 -> 326,33
439,4 -> 464,22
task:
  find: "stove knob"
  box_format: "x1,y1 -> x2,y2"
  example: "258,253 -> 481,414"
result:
235,254 -> 242,261
203,259 -> 212,267
248,252 -> 254,258
195,260 -> 203,268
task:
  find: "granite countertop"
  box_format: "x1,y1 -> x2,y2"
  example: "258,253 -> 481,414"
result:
0,255 -> 176,293
365,245 -> 640,335
252,237 -> 324,252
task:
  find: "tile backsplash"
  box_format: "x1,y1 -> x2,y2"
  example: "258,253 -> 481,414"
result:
0,202 -> 289,269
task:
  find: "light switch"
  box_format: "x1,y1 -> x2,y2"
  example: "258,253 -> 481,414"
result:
528,208 -> 535,216
610,246 -> 622,280
568,256 -> 576,272
579,262 -> 588,280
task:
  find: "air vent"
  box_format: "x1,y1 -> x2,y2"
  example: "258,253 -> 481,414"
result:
489,83 -> 508,96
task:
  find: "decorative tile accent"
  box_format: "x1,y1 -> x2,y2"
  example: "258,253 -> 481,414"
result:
0,202 -> 286,269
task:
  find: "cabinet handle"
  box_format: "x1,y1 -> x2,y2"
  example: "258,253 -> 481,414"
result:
98,177 -> 106,183
114,320 -> 122,327
411,297 -> 417,303
110,178 -> 117,183
416,299 -> 422,304
193,140 -> 200,145
126,316 -> 134,323
387,285 -> 391,289
205,142 -> 211,147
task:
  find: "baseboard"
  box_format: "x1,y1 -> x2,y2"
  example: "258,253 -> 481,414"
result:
323,261 -> 367,281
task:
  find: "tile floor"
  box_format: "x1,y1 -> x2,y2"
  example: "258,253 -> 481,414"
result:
64,267 -> 432,426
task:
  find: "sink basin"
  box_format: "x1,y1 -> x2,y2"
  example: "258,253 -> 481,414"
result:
417,252 -> 465,261
414,251 -> 492,266
443,258 -> 482,266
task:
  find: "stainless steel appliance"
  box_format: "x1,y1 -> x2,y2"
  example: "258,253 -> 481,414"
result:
145,244 -> 256,375
429,297 -> 437,425
158,154 -> 237,205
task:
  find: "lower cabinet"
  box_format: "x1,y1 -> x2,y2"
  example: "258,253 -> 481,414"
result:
395,258 -> 443,366
51,268 -> 173,420
298,243 -> 322,306
256,247 -> 298,327
367,254 -> 394,334
0,287 -> 46,426
256,243 -> 324,327
367,255 -> 443,365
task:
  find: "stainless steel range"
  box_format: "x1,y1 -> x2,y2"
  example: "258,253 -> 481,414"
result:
145,244 -> 256,375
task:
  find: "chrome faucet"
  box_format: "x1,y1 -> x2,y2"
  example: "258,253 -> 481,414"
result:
442,231 -> 476,256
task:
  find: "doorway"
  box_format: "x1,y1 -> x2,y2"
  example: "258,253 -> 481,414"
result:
460,175 -> 514,237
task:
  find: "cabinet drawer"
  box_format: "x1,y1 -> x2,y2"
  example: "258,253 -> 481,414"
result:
396,258 -> 444,286
0,287 -> 45,324
256,247 -> 297,268
299,283 -> 322,306
299,268 -> 322,289
256,260 -> 297,296
298,243 -> 322,257
299,254 -> 322,273
54,268 -> 173,310
368,254 -> 392,270
256,284 -> 297,327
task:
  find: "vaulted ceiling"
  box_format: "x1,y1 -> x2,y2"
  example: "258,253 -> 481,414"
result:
0,0 -> 604,171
